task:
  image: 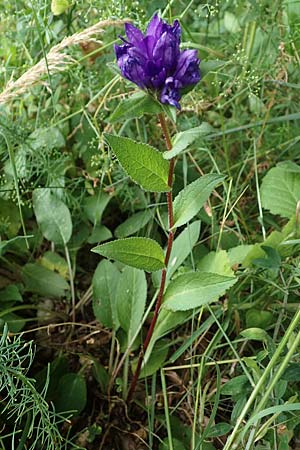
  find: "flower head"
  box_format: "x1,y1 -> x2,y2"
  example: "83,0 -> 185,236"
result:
114,14 -> 201,109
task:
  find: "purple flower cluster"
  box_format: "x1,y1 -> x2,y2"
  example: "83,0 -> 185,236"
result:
114,14 -> 201,109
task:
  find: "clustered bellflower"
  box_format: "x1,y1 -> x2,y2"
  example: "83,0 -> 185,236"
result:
114,14 -> 201,109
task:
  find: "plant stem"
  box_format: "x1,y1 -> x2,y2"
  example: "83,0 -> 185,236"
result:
126,113 -> 175,402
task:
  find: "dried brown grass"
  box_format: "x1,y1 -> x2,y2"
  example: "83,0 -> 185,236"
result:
0,19 -> 126,105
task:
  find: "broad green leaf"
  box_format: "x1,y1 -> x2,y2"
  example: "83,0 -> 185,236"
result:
115,210 -> 153,238
116,266 -> 147,343
87,225 -> 112,244
163,271 -> 237,311
197,250 -> 234,276
83,191 -> 112,225
261,163 -> 300,218
22,263 -> 69,298
40,251 -> 68,278
92,260 -> 120,329
224,11 -> 241,33
164,123 -> 213,160
29,127 -> 65,149
246,309 -> 274,329
33,189 -> 72,245
172,174 -> 224,228
54,373 -> 87,415
107,92 -> 162,123
51,0 -> 70,15
0,284 -> 22,303
221,375 -> 250,396
159,438 -> 187,450
104,134 -> 170,192
92,237 -> 165,272
132,339 -> 169,379
228,245 -> 254,266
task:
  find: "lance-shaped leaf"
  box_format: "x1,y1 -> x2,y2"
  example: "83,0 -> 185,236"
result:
104,134 -> 170,192
116,267 -> 147,343
91,237 -> 165,272
163,271 -> 237,311
172,174 -> 224,228
92,260 -> 120,329
115,209 -> 153,238
164,123 -> 214,160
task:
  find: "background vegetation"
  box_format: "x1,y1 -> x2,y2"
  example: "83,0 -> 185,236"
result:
0,0 -> 300,449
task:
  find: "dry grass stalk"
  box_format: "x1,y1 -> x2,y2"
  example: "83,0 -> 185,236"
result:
0,19 -> 126,105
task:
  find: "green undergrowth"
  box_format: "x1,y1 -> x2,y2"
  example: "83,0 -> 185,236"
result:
1,0 -> 300,449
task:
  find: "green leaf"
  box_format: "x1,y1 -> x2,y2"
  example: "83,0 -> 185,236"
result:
92,237 -> 165,272
0,313 -> 25,333
87,225 -> 112,244
83,191 -> 112,225
144,309 -> 191,364
172,174 -> 224,228
107,92 -> 162,123
224,11 -> 241,33
22,263 -> 69,298
92,260 -> 120,329
115,210 -> 153,238
133,339 -> 169,379
0,285 -> 22,303
0,198 -> 21,237
261,163 -> 300,218
240,327 -> 269,342
227,245 -> 254,266
54,373 -> 87,416
197,250 -> 234,276
104,134 -> 170,192
29,127 -> 65,149
164,123 -> 214,160
33,189 -> 72,245
246,309 -> 274,329
221,375 -> 250,396
116,266 -> 147,343
163,271 -> 237,311
51,0 -> 70,15
206,423 -> 232,438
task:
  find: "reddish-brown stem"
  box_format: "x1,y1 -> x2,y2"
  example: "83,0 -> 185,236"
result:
127,113 -> 175,403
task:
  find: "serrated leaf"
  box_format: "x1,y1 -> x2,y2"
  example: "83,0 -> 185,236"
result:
107,92 -> 162,123
104,134 -> 170,192
33,189 -> 72,245
163,271 -> 236,311
92,260 -> 120,329
92,237 -> 165,272
51,0 -> 70,15
22,263 -> 69,298
172,174 -> 224,228
115,210 -> 153,238
116,266 -> 147,342
261,163 -> 300,218
164,123 -> 214,160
